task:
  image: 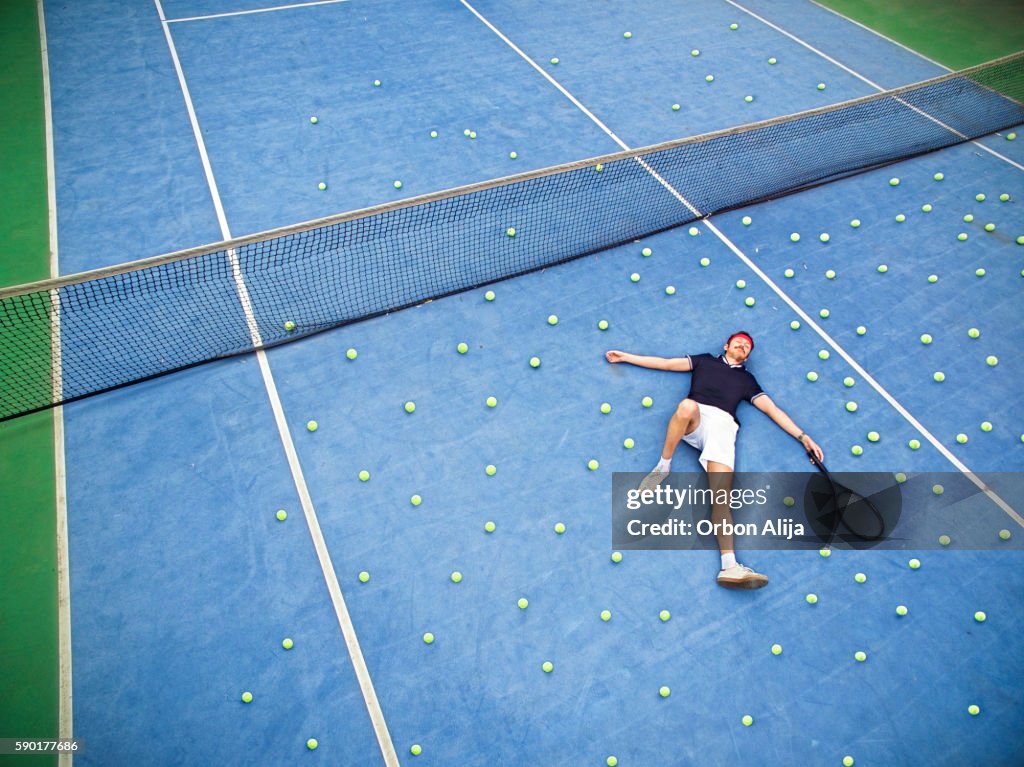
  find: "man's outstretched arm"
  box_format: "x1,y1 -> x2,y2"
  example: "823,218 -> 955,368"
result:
605,350 -> 692,372
753,394 -> 824,462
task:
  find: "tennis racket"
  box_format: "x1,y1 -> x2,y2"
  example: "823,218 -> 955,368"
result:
808,454 -> 887,543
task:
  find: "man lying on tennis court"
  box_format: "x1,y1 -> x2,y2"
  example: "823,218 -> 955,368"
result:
606,331 -> 824,589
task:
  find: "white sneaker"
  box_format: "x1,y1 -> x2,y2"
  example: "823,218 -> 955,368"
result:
638,469 -> 669,494
717,563 -> 769,590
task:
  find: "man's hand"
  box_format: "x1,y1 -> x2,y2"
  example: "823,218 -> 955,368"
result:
801,434 -> 824,464
605,350 -> 629,364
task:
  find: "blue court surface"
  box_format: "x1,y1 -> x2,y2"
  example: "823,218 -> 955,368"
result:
45,1 -> 1023,765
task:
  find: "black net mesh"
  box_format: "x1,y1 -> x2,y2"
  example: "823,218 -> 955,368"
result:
2,53 -> 1022,421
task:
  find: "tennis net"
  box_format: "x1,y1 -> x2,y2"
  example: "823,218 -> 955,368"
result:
2,52 -> 1022,421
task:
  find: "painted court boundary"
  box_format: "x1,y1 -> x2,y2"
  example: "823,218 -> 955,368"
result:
153,1 -> 399,765
459,0 -> 1023,527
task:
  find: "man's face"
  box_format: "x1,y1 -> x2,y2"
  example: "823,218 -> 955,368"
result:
725,336 -> 752,361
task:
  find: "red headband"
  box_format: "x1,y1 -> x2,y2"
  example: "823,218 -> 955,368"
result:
729,333 -> 754,349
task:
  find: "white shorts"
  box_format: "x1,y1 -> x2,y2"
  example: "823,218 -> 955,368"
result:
681,402 -> 739,470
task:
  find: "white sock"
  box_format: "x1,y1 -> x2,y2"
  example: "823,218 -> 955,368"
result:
655,457 -> 672,473
721,552 -> 737,570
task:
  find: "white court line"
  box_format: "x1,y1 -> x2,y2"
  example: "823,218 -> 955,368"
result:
166,0 -> 348,24
724,0 -> 1024,172
154,2 -> 399,764
37,1 -> 74,764
459,0 -> 1023,527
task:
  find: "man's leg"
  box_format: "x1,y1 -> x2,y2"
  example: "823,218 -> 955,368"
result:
640,400 -> 701,492
708,460 -> 768,589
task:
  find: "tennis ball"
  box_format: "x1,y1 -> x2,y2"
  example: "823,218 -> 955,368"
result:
976,193 -> 986,202
411,744 -> 422,756
877,264 -> 888,273
895,214 -> 906,223
276,509 -> 287,521
889,178 -> 900,186
358,571 -> 370,583
705,74 -> 715,83
641,247 -> 653,257
689,226 -> 700,236
404,401 -> 416,414
806,371 -> 819,382
607,758 -> 619,767
968,704 -> 980,716
854,651 -> 867,662
956,433 -> 968,444
790,232 -> 801,242
742,216 -> 752,225
665,285 -> 676,295
423,632 -> 434,644
933,371 -> 945,382
542,661 -> 554,672
393,180 -> 402,189
843,757 -> 854,767
306,420 -> 318,432
742,715 -> 754,726
430,130 -> 438,138
744,95 -> 753,103
730,22 -> 739,29
939,534 -> 951,546
922,204 -> 933,212
856,326 -> 867,335
986,355 -> 998,366
529,356 -> 541,368
506,227 -> 516,237
934,172 -> 944,181
896,605 -> 908,616
933,484 -> 944,495
486,464 -> 497,476
601,609 -> 612,621
920,334 -> 933,344
464,129 -> 471,136
451,571 -> 463,583
736,279 -> 746,289
976,268 -> 986,277
850,219 -> 861,228
547,314 -> 558,325
851,445 -> 863,456
963,214 -> 974,222
484,521 -> 495,533
595,164 -> 604,172
784,268 -> 795,278
554,522 -> 566,534
630,272 -> 641,282
999,529 -> 1011,540
588,459 -> 599,471
806,593 -> 818,604
486,396 -> 498,408
457,342 -> 469,354
784,496 -> 795,507
975,611 -> 987,622
909,558 -> 922,569
692,49 -> 700,56
623,31 -> 632,38
307,739 -> 318,750
242,691 -> 253,703
820,309 -> 830,319
550,57 -> 559,65
660,686 -> 671,698
771,643 -> 782,655
895,473 -> 906,483
957,233 -> 968,241
744,296 -> 756,307
469,131 -> 477,139
318,182 -> 327,191
518,598 -> 528,609
854,572 -> 867,583
1001,193 -> 1011,202
867,431 -> 880,442
624,438 -> 635,449
509,151 -> 517,159
642,396 -> 653,408
611,551 -> 623,563
844,377 -> 855,387
358,469 -> 370,481
346,348 -> 358,360
968,328 -> 980,338
826,269 -> 836,279
980,421 -> 992,432
909,439 -> 921,449
284,320 -> 296,331
790,321 -> 801,330
672,103 -> 680,111
768,57 -> 777,64
282,637 -> 294,649
1009,133 -> 1018,140
984,223 -> 996,232
819,548 -> 831,558
485,290 -> 496,301
818,350 -> 830,360
817,83 -> 826,90
598,319 -> 609,330
928,274 -> 938,283
659,610 -> 671,622
600,402 -> 612,414
373,79 -> 381,86
700,257 -> 711,267
310,116 -> 319,124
